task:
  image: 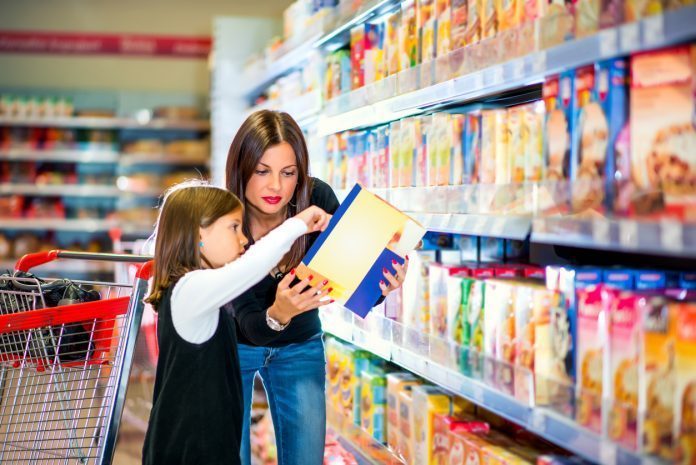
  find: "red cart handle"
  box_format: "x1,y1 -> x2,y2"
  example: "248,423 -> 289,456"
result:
15,250 -> 154,279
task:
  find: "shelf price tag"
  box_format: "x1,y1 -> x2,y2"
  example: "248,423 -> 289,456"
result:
643,15 -> 664,47
619,220 -> 639,249
531,52 -> 546,75
490,219 -> 506,237
529,410 -> 546,434
471,384 -> 485,404
471,216 -> 488,235
491,66 -> 504,86
454,215 -> 469,232
620,22 -> 640,52
599,29 -> 618,58
592,219 -> 611,245
599,442 -> 617,465
512,59 -> 525,79
660,219 -> 683,253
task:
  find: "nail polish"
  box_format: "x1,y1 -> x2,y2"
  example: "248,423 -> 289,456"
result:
382,267 -> 388,274
290,269 -> 296,275
308,275 -> 314,281
391,259 -> 397,265
406,255 -> 409,260
380,280 -> 385,286
330,299 -> 335,304
328,287 -> 333,293
322,279 -> 329,286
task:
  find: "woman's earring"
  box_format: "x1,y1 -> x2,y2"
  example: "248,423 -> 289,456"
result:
199,241 -> 204,248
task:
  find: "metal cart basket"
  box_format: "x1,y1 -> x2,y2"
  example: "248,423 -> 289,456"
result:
0,250 -> 151,464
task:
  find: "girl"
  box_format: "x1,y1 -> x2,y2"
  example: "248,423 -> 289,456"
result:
142,180 -> 331,465
225,110 -> 408,465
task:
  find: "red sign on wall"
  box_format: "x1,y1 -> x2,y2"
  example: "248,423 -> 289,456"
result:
0,31 -> 211,58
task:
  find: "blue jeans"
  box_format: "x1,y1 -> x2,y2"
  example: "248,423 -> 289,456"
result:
238,333 -> 326,465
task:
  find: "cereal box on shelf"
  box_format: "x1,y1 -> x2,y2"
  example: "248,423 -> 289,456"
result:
599,0 -> 623,28
400,117 -> 420,187
480,109 -> 508,184
412,385 -> 453,465
675,303 -> 696,465
571,64 -> 601,212
398,385 -> 417,464
463,110 -> 482,184
514,283 -> 540,403
420,0 -> 438,63
360,369 -> 388,443
522,101 -> 546,183
466,0 -> 482,45
482,280 -> 515,390
481,0 -> 498,40
575,285 -> 609,432
446,272 -> 469,346
389,120 -> 402,188
452,0 -> 469,50
508,105 -> 526,183
575,0 -> 600,38
345,345 -> 378,424
401,0 -> 420,68
450,113 -> 466,185
436,0 -> 453,56
625,0 -> 662,21
385,11 -> 403,76
417,116 -> 433,187
387,373 -> 423,455
464,278 -> 487,378
640,297 -> 675,460
430,263 -> 471,339
630,46 -> 696,220
607,291 -> 642,450
498,0 -> 522,31
543,74 -> 574,181
401,250 -> 438,331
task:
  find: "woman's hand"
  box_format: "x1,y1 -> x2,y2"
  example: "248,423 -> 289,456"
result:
378,255 -> 409,297
268,271 -> 332,325
294,206 -> 330,233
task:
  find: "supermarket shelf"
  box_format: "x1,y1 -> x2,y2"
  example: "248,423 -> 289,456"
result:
242,0 -> 400,100
320,306 -> 667,465
0,259 -> 114,274
0,116 -> 211,131
0,149 -> 119,164
0,183 -> 121,198
247,90 -> 323,127
119,153 -> 209,167
532,216 -> 696,258
316,5 -> 696,136
0,218 -> 153,235
408,212 -> 532,240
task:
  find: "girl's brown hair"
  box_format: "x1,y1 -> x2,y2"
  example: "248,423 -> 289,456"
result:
225,110 -> 311,271
145,184 -> 242,310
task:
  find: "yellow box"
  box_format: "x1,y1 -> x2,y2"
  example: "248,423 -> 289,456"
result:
508,106 -> 526,183
385,11 -> 403,76
675,303 -> 696,465
481,109 -> 509,184
436,0 -> 452,56
412,385 -> 453,465
481,0 -> 498,40
387,373 -> 423,455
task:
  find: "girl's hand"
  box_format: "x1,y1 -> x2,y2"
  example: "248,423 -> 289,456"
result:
378,255 -> 409,297
268,271 -> 332,325
294,206 -> 330,233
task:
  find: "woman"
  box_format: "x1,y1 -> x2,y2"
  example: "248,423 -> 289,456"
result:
225,110 -> 407,465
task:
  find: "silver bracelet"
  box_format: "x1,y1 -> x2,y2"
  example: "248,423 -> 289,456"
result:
266,310 -> 288,331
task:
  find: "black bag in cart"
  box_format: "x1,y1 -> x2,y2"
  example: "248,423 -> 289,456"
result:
0,270 -> 101,362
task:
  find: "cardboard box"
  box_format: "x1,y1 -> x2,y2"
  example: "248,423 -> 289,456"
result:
387,373 -> 423,455
398,385 -> 417,464
402,250 -> 438,330
420,0 -> 438,63
508,105 -> 526,183
390,120 -> 402,188
629,46 -> 696,220
361,369 -> 388,442
466,0 -> 482,44
412,385 -> 453,465
675,303 -> 696,465
481,0 -> 498,39
385,11 -> 403,76
481,109 -> 508,184
543,73 -> 574,181
625,0 -> 662,21
436,0 -> 453,56
452,0 -> 470,49
430,264 -> 471,339
402,0 -> 420,68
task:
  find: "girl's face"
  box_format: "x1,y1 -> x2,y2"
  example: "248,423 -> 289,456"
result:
199,208 -> 248,268
244,142 -> 299,217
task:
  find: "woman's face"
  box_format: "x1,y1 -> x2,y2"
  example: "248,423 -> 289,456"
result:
244,141 -> 299,216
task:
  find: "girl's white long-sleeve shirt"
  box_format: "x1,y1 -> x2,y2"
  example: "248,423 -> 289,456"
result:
169,218 -> 307,344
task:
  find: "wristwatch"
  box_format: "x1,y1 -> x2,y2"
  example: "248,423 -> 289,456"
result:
266,310 -> 289,331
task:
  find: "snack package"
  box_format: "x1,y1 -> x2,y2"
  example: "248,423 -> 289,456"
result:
418,116 -> 433,187
629,46 -> 696,220
361,369 -> 388,443
402,0 -> 420,68
463,278 -> 487,378
434,415 -> 491,464
420,0 -> 438,63
387,373 -> 423,456
430,264 -> 471,339
432,113 -> 453,185
412,385 -> 453,465
452,0 -> 470,50
675,303 -> 696,465
436,0 -> 453,56
385,11 -> 403,76
575,285 -> 609,432
463,110 -> 483,184
543,73 -> 575,181
446,272 -> 470,345
514,283 -> 540,403
490,280 -> 518,394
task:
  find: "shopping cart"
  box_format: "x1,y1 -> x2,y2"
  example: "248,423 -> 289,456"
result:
0,250 -> 152,464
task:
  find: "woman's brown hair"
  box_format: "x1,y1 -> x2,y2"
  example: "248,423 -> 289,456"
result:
145,183 -> 242,310
225,110 -> 311,271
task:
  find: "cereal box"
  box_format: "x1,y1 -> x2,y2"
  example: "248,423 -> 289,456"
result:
463,110 -> 482,184
450,114 -> 466,185
430,264 -> 471,339
481,0 -> 498,40
389,120 -> 402,188
326,337 -> 347,407
452,0 -> 469,50
480,109 -> 508,184
400,117 -> 420,187
420,0 -> 438,63
625,0 -> 662,21
372,125 -> 390,188
604,269 -> 635,290
630,46 -> 696,220
361,369 -> 388,442
367,129 -> 379,189
522,101 -> 546,183
401,250 -> 437,331
599,0 -> 623,28
350,25 -> 366,90
436,0 -> 453,56
508,105 -> 526,183
345,345 -> 378,424
464,278 -> 487,378
401,0 -> 420,68
575,285 -> 609,432
543,73 -> 575,181
482,280 -> 514,389
575,0 -> 600,38
365,25 -> 385,85
412,385 -> 453,465
640,300 -> 675,460
433,113 -> 453,185
466,0 -> 482,45
498,0 -> 522,31
446,272 -> 470,345
533,287 -> 555,406
675,303 -> 696,465
387,373 -> 423,455
433,415 -> 489,464
417,116 -> 433,187
514,283 -> 540,403
398,386 -> 417,464
385,11 -> 403,76
607,291 -> 642,450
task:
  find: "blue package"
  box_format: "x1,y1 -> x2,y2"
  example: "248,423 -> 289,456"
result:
603,269 -> 635,290
635,270 -> 669,291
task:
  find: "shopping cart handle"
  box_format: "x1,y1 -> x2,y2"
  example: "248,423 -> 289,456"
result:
15,250 -> 153,273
